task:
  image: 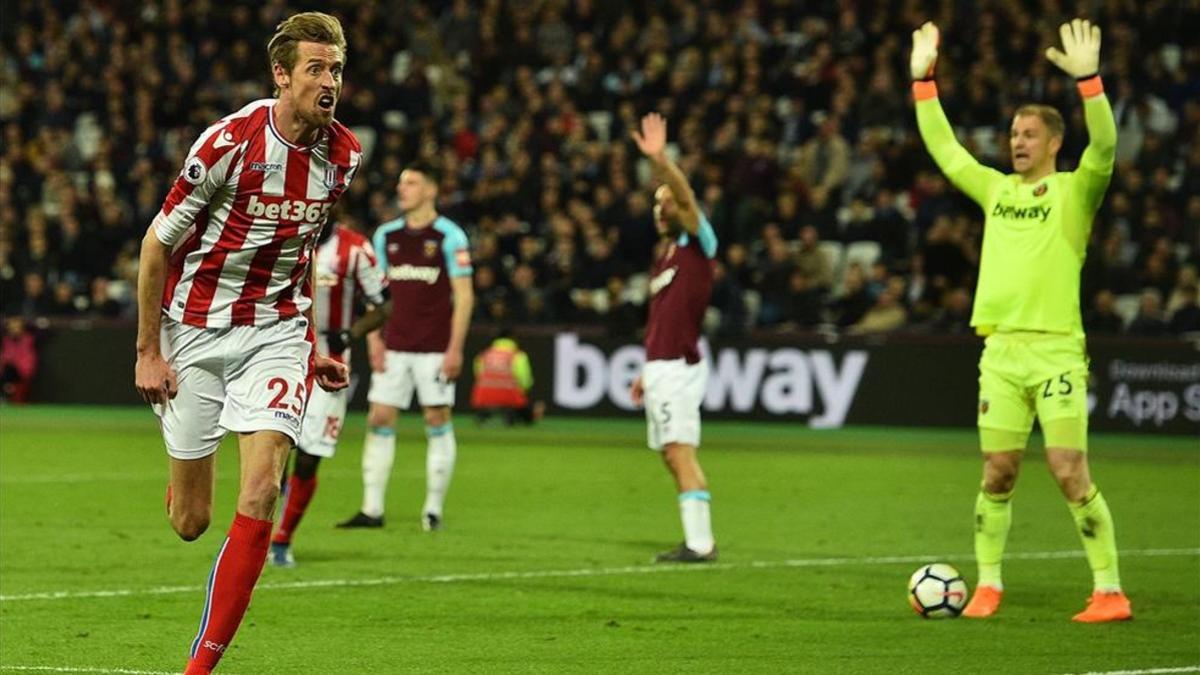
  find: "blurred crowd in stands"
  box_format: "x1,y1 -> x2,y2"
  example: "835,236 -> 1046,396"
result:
2,0 -> 1198,345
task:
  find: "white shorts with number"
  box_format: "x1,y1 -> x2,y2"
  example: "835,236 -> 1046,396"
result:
296,383 -> 349,458
154,317 -> 313,460
367,351 -> 455,409
643,357 -> 708,451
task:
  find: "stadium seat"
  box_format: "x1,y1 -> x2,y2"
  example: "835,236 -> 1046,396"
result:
1113,294 -> 1140,326
1176,243 -> 1192,263
832,241 -> 879,294
352,126 -> 377,166
844,241 -> 882,271
626,273 -> 649,305
588,111 -> 614,143
742,289 -> 762,327
704,306 -> 722,334
818,241 -> 845,280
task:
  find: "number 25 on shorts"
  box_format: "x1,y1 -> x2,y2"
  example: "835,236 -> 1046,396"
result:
267,377 -> 306,416
1041,372 -> 1074,399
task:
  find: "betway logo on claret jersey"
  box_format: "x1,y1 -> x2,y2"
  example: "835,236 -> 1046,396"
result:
246,195 -> 332,224
649,266 -> 678,296
388,264 -> 441,284
553,333 -> 869,428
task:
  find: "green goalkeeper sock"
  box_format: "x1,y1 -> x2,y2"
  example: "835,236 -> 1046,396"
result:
1068,485 -> 1122,592
974,489 -> 1013,589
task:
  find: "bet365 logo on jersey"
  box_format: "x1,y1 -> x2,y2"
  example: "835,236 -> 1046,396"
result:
246,195 -> 331,224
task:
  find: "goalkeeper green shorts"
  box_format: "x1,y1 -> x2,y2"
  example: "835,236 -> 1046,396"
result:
977,331 -> 1089,452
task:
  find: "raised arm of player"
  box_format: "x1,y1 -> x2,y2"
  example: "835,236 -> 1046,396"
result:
1047,18 -> 1116,213
910,22 -> 1004,207
134,227 -> 177,405
632,112 -> 701,234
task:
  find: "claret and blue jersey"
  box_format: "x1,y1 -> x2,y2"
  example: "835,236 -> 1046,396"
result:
372,215 -> 472,353
644,213 -> 718,364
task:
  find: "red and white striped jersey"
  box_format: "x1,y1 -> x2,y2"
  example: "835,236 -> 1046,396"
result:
312,224 -> 386,358
154,98 -> 362,328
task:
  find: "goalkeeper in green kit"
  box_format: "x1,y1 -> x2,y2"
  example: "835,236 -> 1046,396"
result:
911,19 -> 1130,622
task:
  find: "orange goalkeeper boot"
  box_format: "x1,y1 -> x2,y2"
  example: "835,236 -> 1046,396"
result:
962,585 -> 1003,618
1072,591 -> 1132,623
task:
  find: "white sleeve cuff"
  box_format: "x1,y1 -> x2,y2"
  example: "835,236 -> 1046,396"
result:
152,213 -> 178,247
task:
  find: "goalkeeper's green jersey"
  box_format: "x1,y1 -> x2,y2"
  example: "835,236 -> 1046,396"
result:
914,80 -> 1116,337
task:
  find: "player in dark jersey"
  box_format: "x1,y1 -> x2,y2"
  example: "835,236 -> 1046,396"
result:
339,160 -> 474,531
628,113 -> 719,563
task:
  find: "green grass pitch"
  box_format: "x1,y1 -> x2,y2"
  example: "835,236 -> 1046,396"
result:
1,406 -> 1197,674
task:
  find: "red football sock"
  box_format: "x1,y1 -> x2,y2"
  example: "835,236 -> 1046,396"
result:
272,475 -> 318,545
185,513 -> 273,673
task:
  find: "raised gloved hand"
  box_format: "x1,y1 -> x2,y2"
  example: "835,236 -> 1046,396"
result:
1046,18 -> 1101,79
910,21 -> 939,80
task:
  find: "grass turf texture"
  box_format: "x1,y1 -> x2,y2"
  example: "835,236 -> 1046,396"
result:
0,406 -> 1197,674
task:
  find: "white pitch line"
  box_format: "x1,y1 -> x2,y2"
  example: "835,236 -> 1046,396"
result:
2,547 -> 1195,604
1060,662 -> 1200,667
0,662 -> 182,667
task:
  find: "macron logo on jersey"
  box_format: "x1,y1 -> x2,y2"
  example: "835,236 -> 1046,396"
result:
649,266 -> 678,296
388,264 -> 441,284
246,195 -> 332,224
991,203 -> 1052,222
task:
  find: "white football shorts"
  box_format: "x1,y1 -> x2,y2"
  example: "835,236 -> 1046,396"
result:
367,351 -> 455,409
643,357 -> 709,451
296,383 -> 349,458
154,316 -> 313,460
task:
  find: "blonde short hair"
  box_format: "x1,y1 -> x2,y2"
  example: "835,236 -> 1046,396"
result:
267,12 -> 347,95
1013,104 -> 1065,138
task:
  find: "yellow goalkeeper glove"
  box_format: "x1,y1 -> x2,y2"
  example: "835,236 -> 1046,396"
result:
1046,18 -> 1101,79
910,21 -> 939,80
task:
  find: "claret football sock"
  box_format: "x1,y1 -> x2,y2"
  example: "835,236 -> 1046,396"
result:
272,475 -> 317,546
185,512 -> 273,673
361,426 -> 396,518
974,489 -> 1013,589
422,423 -> 457,520
1068,484 -> 1122,592
678,490 -> 714,554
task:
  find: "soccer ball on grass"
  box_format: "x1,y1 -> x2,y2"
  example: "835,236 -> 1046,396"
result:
908,563 -> 969,618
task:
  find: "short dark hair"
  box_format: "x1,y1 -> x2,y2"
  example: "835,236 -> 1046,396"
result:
404,160 -> 442,187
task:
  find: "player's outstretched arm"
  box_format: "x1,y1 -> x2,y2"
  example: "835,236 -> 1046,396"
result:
909,22 -> 1003,207
1048,18 -> 1116,210
632,112 -> 701,234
